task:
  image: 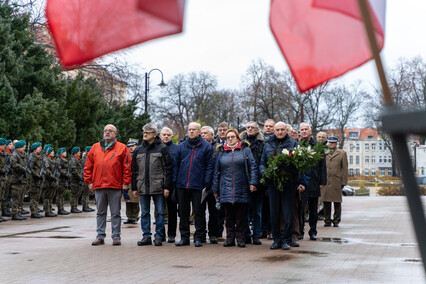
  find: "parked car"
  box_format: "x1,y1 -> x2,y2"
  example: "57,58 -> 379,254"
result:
342,185 -> 355,196
415,175 -> 426,186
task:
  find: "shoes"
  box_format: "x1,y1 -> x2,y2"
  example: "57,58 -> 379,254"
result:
20,209 -> 30,215
290,240 -> 300,247
324,222 -> 331,227
91,238 -> 105,246
154,238 -> 162,246
71,208 -> 82,213
137,237 -> 152,246
194,240 -> 203,247
237,242 -> 246,248
112,238 -> 121,246
270,242 -> 281,250
131,220 -> 138,224
252,238 -> 262,245
123,219 -> 132,224
267,233 -> 273,240
31,213 -> 44,218
12,215 -> 27,221
223,241 -> 235,247
82,207 -> 92,212
282,243 -> 291,250
318,215 -> 325,221
58,209 -> 70,215
2,210 -> 11,217
189,221 -> 195,225
37,208 -> 44,213
0,217 -> 8,222
333,223 -> 339,227
244,237 -> 252,244
175,239 -> 190,246
45,211 -> 57,217
209,236 -> 218,244
168,236 -> 175,243
310,234 -> 317,241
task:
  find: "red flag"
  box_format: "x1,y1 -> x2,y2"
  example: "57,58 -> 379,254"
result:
270,0 -> 385,92
46,0 -> 185,68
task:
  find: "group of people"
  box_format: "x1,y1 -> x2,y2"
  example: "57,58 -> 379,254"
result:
0,138 -> 94,222
83,119 -> 348,250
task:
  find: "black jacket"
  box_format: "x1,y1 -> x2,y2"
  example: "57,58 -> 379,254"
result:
300,137 -> 327,197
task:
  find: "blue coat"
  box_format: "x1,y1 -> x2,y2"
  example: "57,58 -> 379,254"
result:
212,142 -> 259,204
173,136 -> 214,190
260,134 -> 309,189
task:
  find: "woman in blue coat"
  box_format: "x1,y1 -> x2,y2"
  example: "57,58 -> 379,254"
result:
213,129 -> 259,247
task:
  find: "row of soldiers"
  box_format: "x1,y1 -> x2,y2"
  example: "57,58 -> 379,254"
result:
0,138 -> 95,221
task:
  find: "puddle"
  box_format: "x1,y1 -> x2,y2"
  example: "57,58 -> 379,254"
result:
172,265 -> 192,268
0,226 -> 70,238
404,258 -> 422,263
290,250 -> 328,257
318,237 -> 349,244
262,255 -> 294,262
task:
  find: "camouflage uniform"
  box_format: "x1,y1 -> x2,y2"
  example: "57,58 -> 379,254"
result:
28,153 -> 43,216
80,154 -> 94,211
42,156 -> 57,217
69,155 -> 83,212
56,155 -> 69,214
9,150 -> 27,219
1,149 -> 12,216
0,148 -> 9,221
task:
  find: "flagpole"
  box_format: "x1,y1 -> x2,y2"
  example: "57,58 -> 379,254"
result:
357,0 -> 426,273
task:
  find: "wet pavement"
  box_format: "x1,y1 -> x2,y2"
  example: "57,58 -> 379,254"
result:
0,196 -> 424,283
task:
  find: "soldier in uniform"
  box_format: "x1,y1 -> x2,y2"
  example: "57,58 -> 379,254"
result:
28,142 -> 44,218
0,138 -> 9,222
56,148 -> 70,215
9,140 -> 28,221
43,147 -> 58,217
69,147 -> 83,213
1,139 -> 14,217
81,146 -> 95,212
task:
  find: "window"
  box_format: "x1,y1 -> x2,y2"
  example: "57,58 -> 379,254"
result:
356,156 -> 360,165
388,156 -> 392,163
356,144 -> 360,152
381,169 -> 385,176
350,144 -> 354,152
356,169 -> 360,175
371,156 -> 376,164
365,169 -> 369,176
379,143 -> 383,150
365,143 -> 369,150
365,156 -> 369,163
349,169 -> 354,176
349,132 -> 358,138
383,157 -> 387,163
372,143 -> 376,150
371,170 -> 376,176
349,156 -> 353,164
388,169 -> 392,176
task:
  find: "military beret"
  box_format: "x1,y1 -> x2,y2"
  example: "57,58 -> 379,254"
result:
15,140 -> 26,149
46,146 -> 54,155
57,147 -> 66,155
30,142 -> 41,152
0,138 -> 6,145
84,146 -> 91,153
6,139 -> 12,145
44,144 -> 52,153
71,147 -> 80,154
327,136 -> 339,143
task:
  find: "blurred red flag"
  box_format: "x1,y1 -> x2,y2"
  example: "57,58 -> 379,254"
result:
270,0 -> 385,92
46,0 -> 185,68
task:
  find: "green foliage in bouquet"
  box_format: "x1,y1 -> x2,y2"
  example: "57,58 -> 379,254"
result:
261,141 -> 325,191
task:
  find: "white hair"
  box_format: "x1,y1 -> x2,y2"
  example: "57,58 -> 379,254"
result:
160,127 -> 173,136
188,122 -> 201,130
201,126 -> 214,135
143,123 -> 158,133
299,122 -> 311,130
274,121 -> 287,129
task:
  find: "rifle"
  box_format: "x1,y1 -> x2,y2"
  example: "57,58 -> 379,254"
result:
19,152 -> 33,183
79,156 -> 86,186
51,158 -> 59,187
65,160 -> 71,189
37,158 -> 46,188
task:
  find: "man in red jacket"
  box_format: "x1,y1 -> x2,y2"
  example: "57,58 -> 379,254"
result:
84,124 -> 132,246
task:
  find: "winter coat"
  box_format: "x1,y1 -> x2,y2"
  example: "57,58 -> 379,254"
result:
260,134 -> 309,190
321,148 -> 348,203
300,137 -> 327,198
131,136 -> 173,195
240,131 -> 265,167
84,139 -> 132,190
173,135 -> 214,190
212,141 -> 259,204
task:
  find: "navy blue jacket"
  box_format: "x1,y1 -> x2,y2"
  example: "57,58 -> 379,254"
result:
165,141 -> 179,163
173,136 -> 214,190
260,134 -> 309,189
212,141 -> 259,204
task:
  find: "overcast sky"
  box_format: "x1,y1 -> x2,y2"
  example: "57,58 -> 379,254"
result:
120,0 -> 426,92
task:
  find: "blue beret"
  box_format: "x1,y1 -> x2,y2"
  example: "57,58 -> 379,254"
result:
15,140 -> 26,149
46,147 -> 54,155
71,147 -> 80,154
84,146 -> 91,153
327,136 -> 339,143
0,138 -> 6,145
57,147 -> 66,155
44,144 -> 52,152
30,142 -> 41,152
6,139 -> 12,145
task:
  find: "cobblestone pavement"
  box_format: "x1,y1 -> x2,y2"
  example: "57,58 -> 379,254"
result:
0,196 -> 424,283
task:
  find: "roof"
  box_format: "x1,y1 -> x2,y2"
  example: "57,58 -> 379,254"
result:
325,128 -> 378,139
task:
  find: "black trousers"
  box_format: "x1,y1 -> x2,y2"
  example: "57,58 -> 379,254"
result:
176,188 -> 205,241
223,203 -> 247,243
204,192 -> 219,238
269,186 -> 296,245
165,193 -> 178,237
305,196 -> 319,236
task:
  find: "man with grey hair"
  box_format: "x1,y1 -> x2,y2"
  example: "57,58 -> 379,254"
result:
316,131 -> 327,144
132,123 -> 173,246
173,122 -> 215,247
85,124 -> 132,246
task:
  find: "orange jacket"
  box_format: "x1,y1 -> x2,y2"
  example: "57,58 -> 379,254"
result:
84,139 -> 132,190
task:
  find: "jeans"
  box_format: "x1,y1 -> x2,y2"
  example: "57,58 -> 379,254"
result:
245,190 -> 263,239
140,194 -> 165,239
95,189 -> 122,240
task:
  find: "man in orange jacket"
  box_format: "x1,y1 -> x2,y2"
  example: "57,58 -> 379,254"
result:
84,124 -> 132,246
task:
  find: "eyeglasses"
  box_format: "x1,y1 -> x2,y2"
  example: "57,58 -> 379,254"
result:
143,131 -> 156,135
226,136 -> 237,140
104,129 -> 115,133
246,126 -> 257,129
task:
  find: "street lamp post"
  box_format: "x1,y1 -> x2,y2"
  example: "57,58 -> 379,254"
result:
145,68 -> 167,113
